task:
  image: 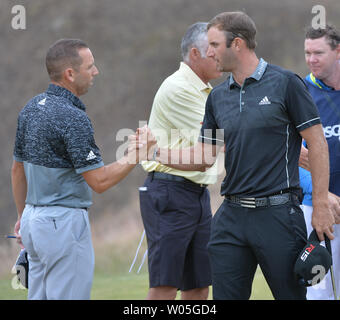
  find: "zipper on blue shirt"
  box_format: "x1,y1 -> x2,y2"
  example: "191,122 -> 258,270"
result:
239,84 -> 245,112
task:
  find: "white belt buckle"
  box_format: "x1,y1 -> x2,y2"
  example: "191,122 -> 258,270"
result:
240,197 -> 256,208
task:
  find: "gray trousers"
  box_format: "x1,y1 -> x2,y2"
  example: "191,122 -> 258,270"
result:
20,204 -> 94,300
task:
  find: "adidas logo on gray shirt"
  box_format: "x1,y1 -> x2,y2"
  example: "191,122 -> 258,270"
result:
86,150 -> 97,161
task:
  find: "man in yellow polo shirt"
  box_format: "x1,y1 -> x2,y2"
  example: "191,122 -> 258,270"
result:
139,22 -> 222,300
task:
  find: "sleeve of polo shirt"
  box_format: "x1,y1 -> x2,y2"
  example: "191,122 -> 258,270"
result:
64,113 -> 104,174
285,73 -> 321,132
198,94 -> 224,146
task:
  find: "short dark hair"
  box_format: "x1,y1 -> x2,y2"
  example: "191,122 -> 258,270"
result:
305,24 -> 340,50
208,11 -> 257,49
45,39 -> 88,81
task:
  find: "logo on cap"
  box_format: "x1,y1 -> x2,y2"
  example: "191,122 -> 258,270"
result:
300,243 -> 315,262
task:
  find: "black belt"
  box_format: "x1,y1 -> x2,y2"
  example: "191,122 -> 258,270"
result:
148,172 -> 207,188
225,192 -> 297,208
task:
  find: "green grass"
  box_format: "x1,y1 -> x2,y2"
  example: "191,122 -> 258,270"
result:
0,273 -> 28,300
0,267 -> 273,300
91,272 -> 149,299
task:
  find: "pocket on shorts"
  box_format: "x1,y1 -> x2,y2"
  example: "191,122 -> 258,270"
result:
72,210 -> 89,242
139,184 -> 169,242
139,183 -> 169,215
30,209 -> 73,262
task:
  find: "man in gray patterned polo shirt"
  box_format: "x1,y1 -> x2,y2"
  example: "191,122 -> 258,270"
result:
11,39 -> 154,300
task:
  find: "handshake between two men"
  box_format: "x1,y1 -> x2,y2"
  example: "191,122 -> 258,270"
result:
125,125 -> 158,164
127,125 -> 220,172
83,124 -> 218,196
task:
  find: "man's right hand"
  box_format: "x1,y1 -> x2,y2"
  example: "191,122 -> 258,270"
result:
135,125 -> 157,161
312,202 -> 335,241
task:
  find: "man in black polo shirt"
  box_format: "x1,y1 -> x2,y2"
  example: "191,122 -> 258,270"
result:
152,12 -> 335,300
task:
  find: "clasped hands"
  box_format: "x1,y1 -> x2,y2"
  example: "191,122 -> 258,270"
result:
125,125 -> 158,163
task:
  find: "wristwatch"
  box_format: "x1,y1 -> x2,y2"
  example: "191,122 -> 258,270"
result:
152,147 -> 159,161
